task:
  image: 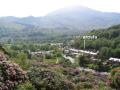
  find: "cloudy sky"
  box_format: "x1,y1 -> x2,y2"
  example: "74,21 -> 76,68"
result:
0,0 -> 120,17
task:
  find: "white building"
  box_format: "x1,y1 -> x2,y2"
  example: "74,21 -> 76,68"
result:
30,50 -> 53,56
69,48 -> 98,56
109,57 -> 120,62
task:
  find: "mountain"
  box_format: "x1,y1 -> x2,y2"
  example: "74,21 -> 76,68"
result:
14,6 -> 120,30
44,6 -> 120,30
1,6 -> 120,42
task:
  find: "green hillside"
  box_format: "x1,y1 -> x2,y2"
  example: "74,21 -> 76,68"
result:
72,24 -> 120,58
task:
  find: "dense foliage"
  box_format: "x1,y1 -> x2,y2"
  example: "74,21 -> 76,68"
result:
72,24 -> 120,58
0,53 -> 27,90
28,62 -> 76,90
0,24 -> 120,90
111,67 -> 120,89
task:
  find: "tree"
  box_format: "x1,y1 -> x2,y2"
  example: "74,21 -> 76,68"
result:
78,55 -> 89,67
99,47 -> 112,59
112,49 -> 120,58
16,52 -> 29,69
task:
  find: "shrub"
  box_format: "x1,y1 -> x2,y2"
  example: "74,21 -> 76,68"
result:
111,68 -> 120,89
77,82 -> 93,89
16,81 -> 35,90
78,55 -> 89,67
61,80 -> 76,90
0,53 -> 28,90
28,67 -> 63,90
59,58 -> 72,67
28,66 -> 77,90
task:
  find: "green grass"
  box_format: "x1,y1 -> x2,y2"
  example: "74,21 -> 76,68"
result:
44,58 -> 57,64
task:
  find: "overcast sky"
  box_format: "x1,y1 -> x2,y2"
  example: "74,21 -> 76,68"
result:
0,0 -> 120,17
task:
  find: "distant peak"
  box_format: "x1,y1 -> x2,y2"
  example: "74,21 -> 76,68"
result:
21,16 -> 36,20
46,5 -> 99,16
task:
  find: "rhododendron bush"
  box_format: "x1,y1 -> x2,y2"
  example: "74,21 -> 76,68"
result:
0,53 -> 27,90
28,66 -> 75,90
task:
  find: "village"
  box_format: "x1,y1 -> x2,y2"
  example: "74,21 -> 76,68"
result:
30,43 -> 120,63
29,42 -> 120,75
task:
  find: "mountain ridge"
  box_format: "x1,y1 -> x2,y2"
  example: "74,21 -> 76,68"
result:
0,5 -> 120,42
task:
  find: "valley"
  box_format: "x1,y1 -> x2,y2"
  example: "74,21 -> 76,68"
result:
0,24 -> 119,90
0,4 -> 120,90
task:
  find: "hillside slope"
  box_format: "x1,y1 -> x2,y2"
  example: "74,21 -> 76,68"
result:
72,24 -> 120,58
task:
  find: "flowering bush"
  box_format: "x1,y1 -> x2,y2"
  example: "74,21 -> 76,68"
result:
28,66 -> 76,90
0,53 -> 27,90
